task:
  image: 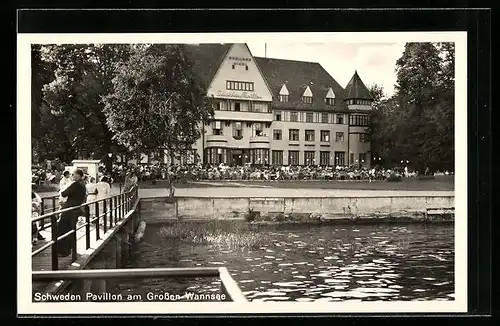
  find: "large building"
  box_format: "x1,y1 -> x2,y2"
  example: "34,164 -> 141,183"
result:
134,43 -> 374,168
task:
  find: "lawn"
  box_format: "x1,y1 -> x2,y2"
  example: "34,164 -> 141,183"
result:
138,175 -> 454,191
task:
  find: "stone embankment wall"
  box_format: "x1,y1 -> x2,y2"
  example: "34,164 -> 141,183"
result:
140,196 -> 455,224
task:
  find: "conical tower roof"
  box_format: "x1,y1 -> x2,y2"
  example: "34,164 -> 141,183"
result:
344,71 -> 372,100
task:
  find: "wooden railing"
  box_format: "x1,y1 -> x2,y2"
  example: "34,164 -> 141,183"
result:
32,186 -> 139,270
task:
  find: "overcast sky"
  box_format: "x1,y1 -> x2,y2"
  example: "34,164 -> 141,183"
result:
247,43 -> 406,97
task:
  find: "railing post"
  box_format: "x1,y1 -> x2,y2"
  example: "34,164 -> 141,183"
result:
103,200 -> 107,232
121,194 -> 125,217
109,197 -> 114,228
85,205 -> 90,250
114,196 -> 118,224
72,208 -> 78,261
50,215 -> 58,270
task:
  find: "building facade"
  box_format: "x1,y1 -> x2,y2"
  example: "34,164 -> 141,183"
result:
138,43 -> 374,168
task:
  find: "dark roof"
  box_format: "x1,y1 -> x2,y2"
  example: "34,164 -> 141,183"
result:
254,57 -> 349,112
344,71 -> 372,100
183,43 -> 232,89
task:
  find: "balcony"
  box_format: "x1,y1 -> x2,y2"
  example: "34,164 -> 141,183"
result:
249,135 -> 270,149
206,135 -> 228,148
213,110 -> 273,122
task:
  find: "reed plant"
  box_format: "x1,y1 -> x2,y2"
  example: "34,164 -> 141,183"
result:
158,220 -> 264,249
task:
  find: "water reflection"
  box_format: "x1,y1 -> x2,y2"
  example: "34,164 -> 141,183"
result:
115,223 -> 454,302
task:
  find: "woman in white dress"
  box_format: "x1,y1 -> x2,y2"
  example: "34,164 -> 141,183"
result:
85,177 -> 98,218
96,176 -> 111,222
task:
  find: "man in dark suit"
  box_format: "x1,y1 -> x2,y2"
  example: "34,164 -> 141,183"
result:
57,168 -> 87,257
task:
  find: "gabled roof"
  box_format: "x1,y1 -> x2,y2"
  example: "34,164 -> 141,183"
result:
254,57 -> 349,112
183,43 -> 233,89
344,71 -> 372,100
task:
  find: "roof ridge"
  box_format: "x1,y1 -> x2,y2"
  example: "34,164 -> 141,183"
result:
255,56 -> 320,65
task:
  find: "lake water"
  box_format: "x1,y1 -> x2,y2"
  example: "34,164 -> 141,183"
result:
112,222 -> 454,302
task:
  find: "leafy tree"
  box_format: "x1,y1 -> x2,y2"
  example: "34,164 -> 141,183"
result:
39,44 -> 131,167
103,44 -> 214,163
393,42 -> 450,172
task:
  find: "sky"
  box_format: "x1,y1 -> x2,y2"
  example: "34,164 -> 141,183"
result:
247,43 -> 406,98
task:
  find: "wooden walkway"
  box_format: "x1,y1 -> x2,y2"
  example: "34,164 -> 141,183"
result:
32,219 -> 111,272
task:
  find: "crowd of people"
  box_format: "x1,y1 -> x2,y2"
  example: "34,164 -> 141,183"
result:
108,162 -> 452,183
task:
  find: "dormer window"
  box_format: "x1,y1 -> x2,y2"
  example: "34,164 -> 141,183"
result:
325,87 -> 336,106
302,96 -> 313,104
279,95 -> 289,102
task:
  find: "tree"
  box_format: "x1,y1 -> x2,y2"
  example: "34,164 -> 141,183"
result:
393,42 -> 449,172
39,44 -> 131,166
31,44 -> 56,163
103,44 -> 214,163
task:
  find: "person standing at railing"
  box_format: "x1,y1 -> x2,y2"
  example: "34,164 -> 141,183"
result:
85,177 -> 98,221
31,190 -> 43,245
96,176 -> 111,222
57,169 -> 87,257
58,170 -> 72,210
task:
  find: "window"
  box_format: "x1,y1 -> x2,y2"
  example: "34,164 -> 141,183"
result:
306,112 -> 314,123
246,122 -> 252,128
321,113 -> 329,123
304,151 -> 315,165
251,149 -> 269,165
289,129 -> 299,141
265,122 -> 271,128
233,122 -> 243,139
359,153 -> 366,165
226,80 -> 254,91
325,98 -> 335,105
334,151 -> 345,166
350,114 -> 370,126
234,102 -> 241,112
350,153 -> 354,165
335,132 -> 344,142
302,96 -> 313,104
205,148 -> 228,165
320,151 -> 330,166
336,114 -> 344,124
275,111 -> 282,121
288,151 -> 299,165
252,102 -> 271,113
213,121 -> 223,135
273,129 -> 282,140
225,121 -> 231,127
359,133 -> 370,143
272,150 -> 283,165
252,123 -> 263,137
305,130 -> 315,142
290,112 -> 298,122
320,130 -> 330,142
279,95 -> 288,102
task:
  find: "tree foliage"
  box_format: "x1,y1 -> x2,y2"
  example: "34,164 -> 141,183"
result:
370,42 -> 455,172
35,44 -> 131,163
102,44 -> 214,160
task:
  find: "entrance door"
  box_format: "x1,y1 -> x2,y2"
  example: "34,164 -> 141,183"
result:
232,153 -> 243,166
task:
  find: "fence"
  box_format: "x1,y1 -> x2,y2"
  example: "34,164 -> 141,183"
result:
31,186 -> 139,270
